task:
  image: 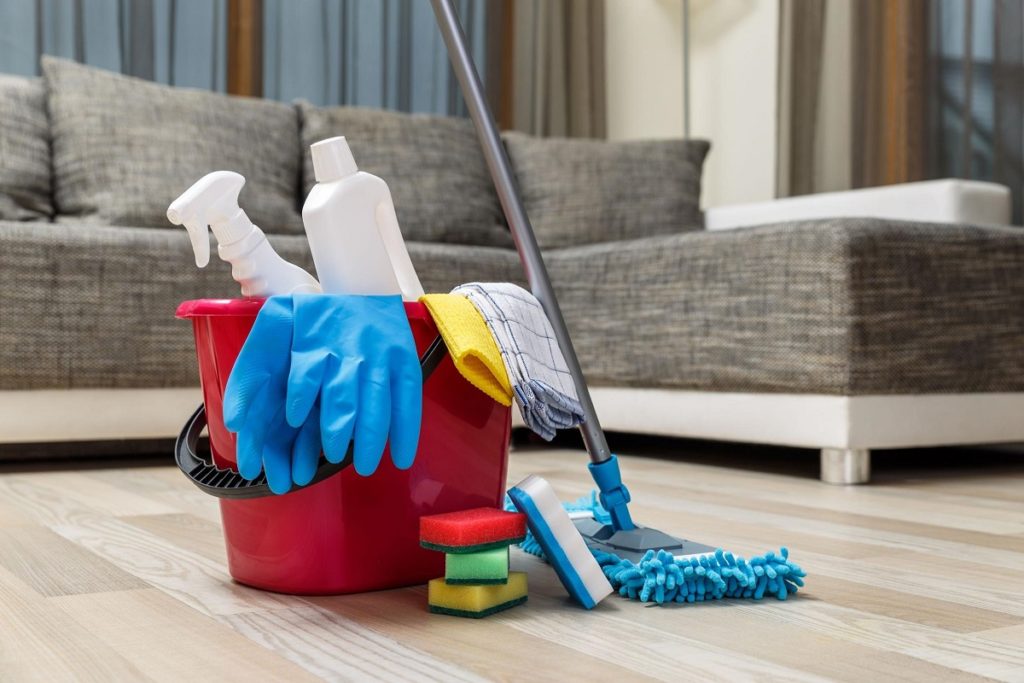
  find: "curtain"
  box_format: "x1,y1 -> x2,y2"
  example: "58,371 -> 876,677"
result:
930,0 -> 1024,222
262,0 -> 491,115
851,0 -> 930,190
506,0 -> 605,137
0,0 -> 228,90
0,0 -> 603,135
777,0 -> 1024,224
776,0 -> 827,197
0,0 -> 493,116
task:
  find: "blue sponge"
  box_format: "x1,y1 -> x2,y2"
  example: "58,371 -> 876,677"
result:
507,475 -> 613,609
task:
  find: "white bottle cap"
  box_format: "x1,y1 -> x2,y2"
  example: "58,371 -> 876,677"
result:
311,136 -> 359,183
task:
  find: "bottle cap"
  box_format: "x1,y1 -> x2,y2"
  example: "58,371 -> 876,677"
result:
311,136 -> 359,183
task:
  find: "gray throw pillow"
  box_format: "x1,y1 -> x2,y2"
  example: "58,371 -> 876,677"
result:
0,75 -> 52,220
42,56 -> 303,234
503,132 -> 710,248
298,102 -> 511,248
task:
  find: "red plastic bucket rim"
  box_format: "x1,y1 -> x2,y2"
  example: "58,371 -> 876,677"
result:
176,298 -> 266,319
177,297 -> 432,321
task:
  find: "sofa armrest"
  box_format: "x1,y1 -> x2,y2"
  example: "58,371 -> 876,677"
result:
544,217 -> 1024,394
705,180 -> 1013,231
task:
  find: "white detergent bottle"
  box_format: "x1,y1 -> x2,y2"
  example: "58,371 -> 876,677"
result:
168,171 -> 321,297
302,136 -> 424,299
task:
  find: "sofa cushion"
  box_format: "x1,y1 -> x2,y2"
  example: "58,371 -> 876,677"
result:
0,75 -> 52,220
0,221 -> 524,390
504,133 -> 710,248
298,102 -> 512,248
4,217 -> 1023,394
42,57 -> 303,234
546,218 -> 1024,394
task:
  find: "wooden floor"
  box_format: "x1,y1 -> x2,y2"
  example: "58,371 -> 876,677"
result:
1,443 -> 1023,682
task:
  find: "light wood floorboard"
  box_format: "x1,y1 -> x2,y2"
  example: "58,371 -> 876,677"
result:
0,445 -> 1021,682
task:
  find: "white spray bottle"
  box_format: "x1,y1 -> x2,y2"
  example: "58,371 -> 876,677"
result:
301,136 -> 424,299
168,171 -> 321,297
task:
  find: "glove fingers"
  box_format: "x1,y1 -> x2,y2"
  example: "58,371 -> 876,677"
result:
387,350 -> 423,471
245,295 -> 295,353
353,366 -> 392,477
291,400 -> 322,487
235,385 -> 277,480
262,408 -> 295,495
224,372 -> 268,433
321,357 -> 359,464
224,296 -> 294,431
286,350 -> 327,428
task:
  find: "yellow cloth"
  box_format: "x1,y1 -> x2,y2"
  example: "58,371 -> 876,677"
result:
420,293 -> 513,406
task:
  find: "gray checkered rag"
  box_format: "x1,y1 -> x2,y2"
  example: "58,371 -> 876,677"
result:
453,282 -> 585,440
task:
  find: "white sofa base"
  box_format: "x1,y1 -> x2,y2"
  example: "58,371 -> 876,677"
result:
3,388 -> 1022,484
514,387 -> 1024,483
585,388 -> 1024,450
0,388 -> 202,444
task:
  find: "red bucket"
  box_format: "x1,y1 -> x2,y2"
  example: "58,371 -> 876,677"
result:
175,298 -> 511,594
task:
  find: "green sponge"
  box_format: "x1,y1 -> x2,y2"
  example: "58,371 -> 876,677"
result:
445,547 -> 509,585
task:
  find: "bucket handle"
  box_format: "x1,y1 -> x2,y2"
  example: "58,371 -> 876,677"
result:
175,334 -> 448,499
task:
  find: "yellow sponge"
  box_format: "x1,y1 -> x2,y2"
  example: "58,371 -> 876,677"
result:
428,571 -> 527,618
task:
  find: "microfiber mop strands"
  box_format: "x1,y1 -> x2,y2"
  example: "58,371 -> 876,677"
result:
595,547 -> 805,604
508,492 -> 806,605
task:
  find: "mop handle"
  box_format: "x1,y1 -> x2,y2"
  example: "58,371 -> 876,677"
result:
430,0 -> 612,465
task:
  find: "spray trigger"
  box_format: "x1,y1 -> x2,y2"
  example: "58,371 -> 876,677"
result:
168,170 -> 320,296
167,170 -> 247,269
184,219 -> 210,268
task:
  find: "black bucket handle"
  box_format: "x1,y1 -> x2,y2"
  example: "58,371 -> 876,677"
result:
175,334 -> 448,499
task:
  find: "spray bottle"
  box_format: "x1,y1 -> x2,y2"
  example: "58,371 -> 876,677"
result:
168,171 -> 321,297
301,137 -> 424,299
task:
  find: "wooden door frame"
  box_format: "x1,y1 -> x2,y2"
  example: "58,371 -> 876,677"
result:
227,0 -> 262,97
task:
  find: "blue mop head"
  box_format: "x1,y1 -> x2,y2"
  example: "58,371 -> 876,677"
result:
506,491 -> 807,605
595,547 -> 805,604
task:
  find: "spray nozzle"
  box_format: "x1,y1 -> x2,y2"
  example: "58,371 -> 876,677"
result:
167,171 -> 249,268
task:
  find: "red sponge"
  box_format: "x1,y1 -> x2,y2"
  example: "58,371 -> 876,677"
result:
420,508 -> 527,554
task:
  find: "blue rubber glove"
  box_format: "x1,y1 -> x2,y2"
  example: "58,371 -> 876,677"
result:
223,296 -> 323,494
285,293 -> 422,476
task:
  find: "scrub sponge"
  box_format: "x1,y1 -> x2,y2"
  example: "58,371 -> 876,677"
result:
420,507 -> 526,553
428,572 -> 528,618
445,546 -> 509,585
507,474 -> 613,609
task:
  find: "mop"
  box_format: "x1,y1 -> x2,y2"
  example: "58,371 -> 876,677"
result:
431,0 -> 806,606
505,492 -> 805,605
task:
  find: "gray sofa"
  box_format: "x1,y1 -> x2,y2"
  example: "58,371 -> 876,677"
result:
3,58 -> 1024,483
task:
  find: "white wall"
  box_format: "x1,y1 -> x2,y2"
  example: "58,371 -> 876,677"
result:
604,0 -> 778,208
604,0 -> 685,140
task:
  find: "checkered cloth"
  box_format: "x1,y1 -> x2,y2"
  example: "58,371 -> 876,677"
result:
453,282 -> 584,440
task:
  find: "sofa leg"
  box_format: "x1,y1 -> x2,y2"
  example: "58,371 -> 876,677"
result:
820,448 -> 871,485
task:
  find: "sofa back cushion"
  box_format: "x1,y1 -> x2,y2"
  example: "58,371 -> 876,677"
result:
503,132 -> 710,248
0,75 -> 52,221
42,57 -> 303,234
299,102 -> 511,248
